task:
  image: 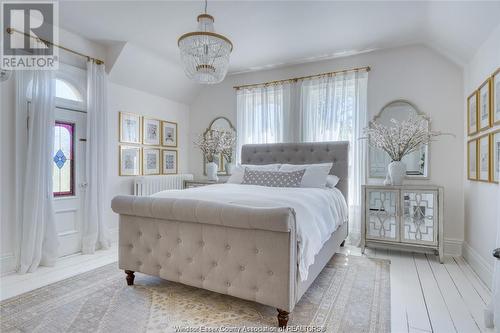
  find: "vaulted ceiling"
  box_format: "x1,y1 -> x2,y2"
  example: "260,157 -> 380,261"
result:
58,1 -> 500,103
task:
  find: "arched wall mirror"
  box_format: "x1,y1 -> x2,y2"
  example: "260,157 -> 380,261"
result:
368,100 -> 430,179
203,116 -> 236,176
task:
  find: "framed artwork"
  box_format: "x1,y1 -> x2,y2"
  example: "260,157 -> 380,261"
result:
467,92 -> 478,135
477,134 -> 490,182
493,68 -> 500,125
162,121 -> 178,147
467,139 -> 477,180
119,112 -> 141,144
143,117 -> 161,145
142,148 -> 160,175
478,78 -> 491,131
120,146 -> 141,176
491,130 -> 500,183
162,149 -> 178,174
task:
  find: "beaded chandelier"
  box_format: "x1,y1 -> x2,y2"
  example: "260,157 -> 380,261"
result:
178,0 -> 233,84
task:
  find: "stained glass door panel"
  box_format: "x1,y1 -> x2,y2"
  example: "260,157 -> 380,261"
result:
366,190 -> 399,242
53,121 -> 74,197
401,191 -> 437,245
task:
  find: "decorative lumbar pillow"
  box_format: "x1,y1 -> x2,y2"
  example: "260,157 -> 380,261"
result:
226,164 -> 281,184
326,175 -> 340,188
242,168 -> 306,187
279,163 -> 333,188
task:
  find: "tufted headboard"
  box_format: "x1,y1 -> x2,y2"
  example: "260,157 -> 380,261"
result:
240,141 -> 349,201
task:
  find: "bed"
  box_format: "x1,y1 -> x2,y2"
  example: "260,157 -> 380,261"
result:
111,141 -> 349,327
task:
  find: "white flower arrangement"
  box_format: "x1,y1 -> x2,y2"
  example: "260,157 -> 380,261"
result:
219,130 -> 236,163
364,115 -> 444,162
194,129 -> 236,163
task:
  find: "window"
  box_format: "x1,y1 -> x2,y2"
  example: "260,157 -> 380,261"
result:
236,84 -> 291,160
53,121 -> 75,197
27,78 -> 83,102
56,79 -> 83,102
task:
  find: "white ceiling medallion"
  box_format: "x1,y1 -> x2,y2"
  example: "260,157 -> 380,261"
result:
178,0 -> 233,84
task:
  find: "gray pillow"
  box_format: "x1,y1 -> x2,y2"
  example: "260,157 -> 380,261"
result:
242,168 -> 306,187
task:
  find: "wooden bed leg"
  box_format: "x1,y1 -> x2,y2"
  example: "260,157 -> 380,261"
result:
340,240 -> 346,247
277,308 -> 289,328
125,270 -> 135,285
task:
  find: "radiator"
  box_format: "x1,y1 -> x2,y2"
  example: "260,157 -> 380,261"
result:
133,174 -> 194,196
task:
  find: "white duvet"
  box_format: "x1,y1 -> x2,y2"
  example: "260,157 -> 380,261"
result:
152,183 -> 348,281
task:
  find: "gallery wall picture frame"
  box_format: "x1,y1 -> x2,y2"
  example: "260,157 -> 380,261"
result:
142,148 -> 161,175
478,78 -> 492,132
491,129 -> 500,184
467,139 -> 478,181
467,91 -> 478,135
142,117 -> 161,146
162,149 -> 178,175
477,134 -> 491,182
120,145 -> 142,176
119,112 -> 141,144
162,121 -> 178,147
493,68 -> 500,126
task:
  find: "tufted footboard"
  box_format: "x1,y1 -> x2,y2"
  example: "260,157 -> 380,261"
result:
112,195 -> 298,316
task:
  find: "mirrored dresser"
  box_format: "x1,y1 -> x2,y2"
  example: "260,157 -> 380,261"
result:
361,185 -> 444,263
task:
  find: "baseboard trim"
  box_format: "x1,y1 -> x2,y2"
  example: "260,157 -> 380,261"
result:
0,253 -> 17,276
462,241 -> 493,289
444,238 -> 463,257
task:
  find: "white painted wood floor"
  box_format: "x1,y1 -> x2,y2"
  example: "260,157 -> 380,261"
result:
0,245 -> 118,301
0,245 -> 492,333
339,245 -> 494,333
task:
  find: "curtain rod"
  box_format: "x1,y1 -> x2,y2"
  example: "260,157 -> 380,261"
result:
6,27 -> 105,65
233,66 -> 370,90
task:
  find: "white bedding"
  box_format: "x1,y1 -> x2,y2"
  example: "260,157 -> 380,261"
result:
152,183 -> 348,281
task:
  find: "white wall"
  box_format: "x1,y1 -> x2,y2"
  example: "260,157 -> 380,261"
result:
106,83 -> 190,231
189,44 -> 465,252
0,27 -> 190,274
463,24 -> 500,288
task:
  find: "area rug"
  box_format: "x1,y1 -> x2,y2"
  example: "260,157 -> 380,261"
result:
1,254 -> 390,333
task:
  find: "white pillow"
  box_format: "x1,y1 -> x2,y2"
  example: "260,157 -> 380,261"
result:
279,163 -> 333,188
227,164 -> 281,184
326,175 -> 340,188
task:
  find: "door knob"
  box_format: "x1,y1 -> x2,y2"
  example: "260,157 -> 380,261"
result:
493,248 -> 500,259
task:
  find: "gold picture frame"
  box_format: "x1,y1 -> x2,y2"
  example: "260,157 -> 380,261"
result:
492,68 -> 500,126
142,117 -> 161,146
142,148 -> 161,175
119,112 -> 141,144
161,121 -> 178,147
467,139 -> 478,181
161,149 -> 178,175
477,133 -> 491,182
478,78 -> 492,132
467,91 -> 478,136
119,145 -> 142,176
491,129 -> 500,184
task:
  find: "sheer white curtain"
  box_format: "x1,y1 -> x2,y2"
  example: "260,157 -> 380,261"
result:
18,69 -> 59,273
236,83 -> 292,162
235,72 -> 368,241
82,61 -> 111,254
300,71 -> 368,242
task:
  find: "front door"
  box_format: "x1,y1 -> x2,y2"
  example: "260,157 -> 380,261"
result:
52,108 -> 86,257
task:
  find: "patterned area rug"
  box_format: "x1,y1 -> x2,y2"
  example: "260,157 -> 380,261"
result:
1,254 -> 390,333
